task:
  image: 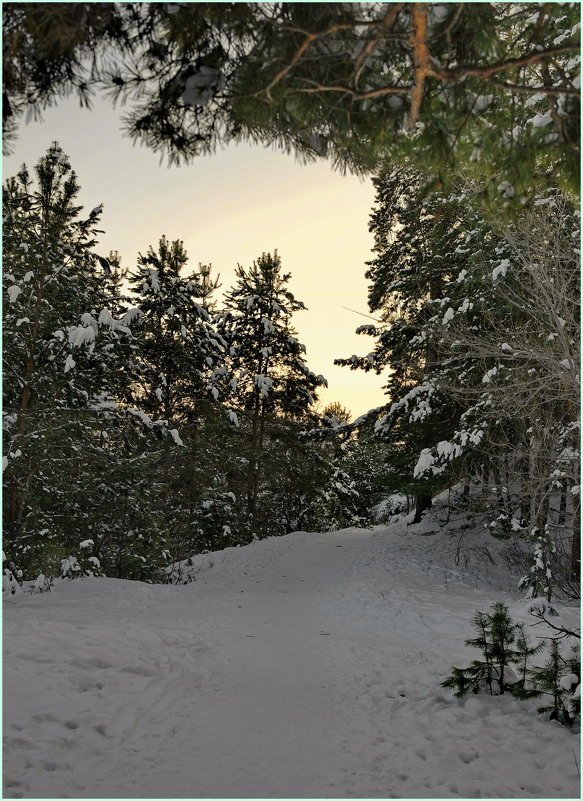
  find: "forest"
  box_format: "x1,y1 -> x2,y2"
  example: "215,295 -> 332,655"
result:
3,145 -> 579,602
2,3 -> 581,799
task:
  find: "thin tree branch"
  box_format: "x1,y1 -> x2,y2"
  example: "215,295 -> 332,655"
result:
483,78 -> 580,96
440,3 -> 465,47
265,20 -> 387,99
266,32 -> 319,100
353,3 -> 404,86
293,82 -> 409,99
529,609 -> 581,640
431,44 -> 580,82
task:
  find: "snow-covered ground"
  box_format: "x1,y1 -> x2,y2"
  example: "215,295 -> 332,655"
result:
3,514 -> 580,799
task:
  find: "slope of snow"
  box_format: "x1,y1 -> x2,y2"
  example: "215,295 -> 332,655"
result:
3,520 -> 580,799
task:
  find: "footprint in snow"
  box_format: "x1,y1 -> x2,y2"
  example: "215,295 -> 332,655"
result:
71,656 -> 112,670
118,665 -> 156,677
459,750 -> 479,764
414,747 -> 428,762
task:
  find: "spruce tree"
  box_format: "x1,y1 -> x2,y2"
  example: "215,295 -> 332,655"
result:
337,168 -> 478,521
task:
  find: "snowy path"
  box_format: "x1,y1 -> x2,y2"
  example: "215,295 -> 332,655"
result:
3,525 -> 580,798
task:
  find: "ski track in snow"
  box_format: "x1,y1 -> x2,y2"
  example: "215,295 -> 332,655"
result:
3,524 -> 580,799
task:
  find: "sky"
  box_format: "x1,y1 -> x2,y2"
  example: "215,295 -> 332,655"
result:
4,94 -> 389,417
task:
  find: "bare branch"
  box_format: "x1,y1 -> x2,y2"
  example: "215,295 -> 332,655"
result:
440,3 -> 465,48
265,32 -> 319,100
529,609 -> 581,640
431,44 -> 580,82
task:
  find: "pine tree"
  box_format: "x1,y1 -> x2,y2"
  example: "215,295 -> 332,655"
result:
126,236 -> 225,424
442,602 -> 523,698
2,143 -> 139,577
2,144 -> 179,581
217,251 -> 327,535
529,639 -> 575,725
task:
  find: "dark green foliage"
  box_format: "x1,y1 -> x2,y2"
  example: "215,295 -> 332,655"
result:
443,603 -> 580,727
3,154 -> 351,583
527,639 -> 580,726
312,434 -> 393,532
340,167 -> 579,598
2,146 -> 221,582
336,168 -> 481,517
442,603 -> 523,697
216,251 -> 327,537
125,237 -> 225,424
511,625 -> 546,700
3,3 -> 579,200
2,142 -> 138,578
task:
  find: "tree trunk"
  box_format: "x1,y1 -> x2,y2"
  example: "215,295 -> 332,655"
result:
412,490 -> 432,524
571,496 -> 580,581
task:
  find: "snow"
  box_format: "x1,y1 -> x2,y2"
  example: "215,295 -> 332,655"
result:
529,111 -> 553,128
31,574 -> 48,594
492,259 -> 510,280
482,366 -> 498,384
63,354 -> 76,373
254,374 -> 273,398
7,285 -> 21,303
122,308 -> 142,326
3,520 -> 579,799
560,673 -> 579,691
413,447 -> 435,478
226,409 -> 239,427
169,428 -> 184,447
496,182 -> 515,199
70,325 -> 96,348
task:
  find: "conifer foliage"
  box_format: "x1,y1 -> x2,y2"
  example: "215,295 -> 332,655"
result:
442,602 -> 580,727
340,168 -> 579,599
218,251 -> 327,536
125,236 -> 225,424
3,146 -> 357,584
4,4 -> 580,200
3,143 -> 138,577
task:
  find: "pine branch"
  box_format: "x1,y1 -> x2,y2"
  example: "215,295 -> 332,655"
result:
408,3 -> 431,129
353,3 -> 405,86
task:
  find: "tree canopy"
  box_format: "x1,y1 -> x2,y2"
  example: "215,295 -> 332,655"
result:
3,2 -> 580,198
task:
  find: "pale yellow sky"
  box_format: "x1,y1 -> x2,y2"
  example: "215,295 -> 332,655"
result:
4,96 -> 388,417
